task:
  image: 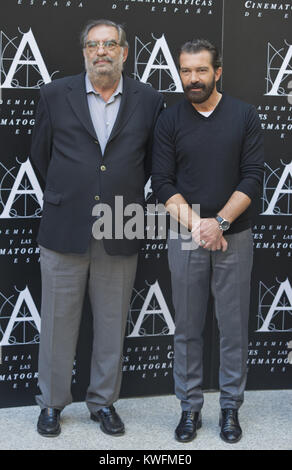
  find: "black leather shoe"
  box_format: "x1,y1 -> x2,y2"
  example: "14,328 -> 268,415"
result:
219,409 -> 242,443
37,408 -> 61,437
90,405 -> 125,436
175,410 -> 202,443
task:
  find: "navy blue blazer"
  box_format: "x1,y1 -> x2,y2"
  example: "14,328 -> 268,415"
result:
31,72 -> 164,255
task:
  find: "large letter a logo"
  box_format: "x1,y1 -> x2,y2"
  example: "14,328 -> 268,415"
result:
0,28 -> 55,89
135,34 -> 183,93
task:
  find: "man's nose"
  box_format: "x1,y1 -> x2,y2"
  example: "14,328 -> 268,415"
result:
96,44 -> 107,55
190,71 -> 199,83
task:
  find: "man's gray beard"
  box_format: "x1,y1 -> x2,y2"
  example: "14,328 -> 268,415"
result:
85,52 -> 124,89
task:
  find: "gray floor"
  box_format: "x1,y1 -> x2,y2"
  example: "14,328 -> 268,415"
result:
0,390 -> 291,450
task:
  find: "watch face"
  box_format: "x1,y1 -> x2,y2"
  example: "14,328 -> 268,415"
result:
221,220 -> 230,230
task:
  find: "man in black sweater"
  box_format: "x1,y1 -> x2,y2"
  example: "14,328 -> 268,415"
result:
152,39 -> 264,444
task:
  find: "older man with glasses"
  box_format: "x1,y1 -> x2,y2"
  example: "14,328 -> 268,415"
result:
31,19 -> 164,438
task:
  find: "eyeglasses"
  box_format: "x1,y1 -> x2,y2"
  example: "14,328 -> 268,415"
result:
85,40 -> 120,51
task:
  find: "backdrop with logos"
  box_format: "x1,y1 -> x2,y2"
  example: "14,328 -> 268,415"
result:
0,0 -> 291,408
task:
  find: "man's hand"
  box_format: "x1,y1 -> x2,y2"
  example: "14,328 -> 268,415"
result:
192,218 -> 228,252
200,218 -> 222,249
218,237 -> 228,252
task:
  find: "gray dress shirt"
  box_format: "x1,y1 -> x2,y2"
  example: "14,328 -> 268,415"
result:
85,73 -> 123,155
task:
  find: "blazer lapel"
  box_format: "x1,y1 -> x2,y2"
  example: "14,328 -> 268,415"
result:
107,75 -> 140,144
66,72 -> 97,140
66,73 -> 140,143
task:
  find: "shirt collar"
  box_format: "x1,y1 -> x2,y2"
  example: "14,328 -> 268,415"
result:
85,73 -> 123,98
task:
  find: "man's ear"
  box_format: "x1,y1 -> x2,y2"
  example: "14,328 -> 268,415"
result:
122,47 -> 129,63
215,67 -> 223,82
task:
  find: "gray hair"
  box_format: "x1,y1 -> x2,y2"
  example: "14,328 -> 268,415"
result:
178,39 -> 222,70
80,19 -> 129,49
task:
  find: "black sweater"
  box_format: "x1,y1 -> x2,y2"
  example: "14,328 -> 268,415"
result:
151,93 -> 264,234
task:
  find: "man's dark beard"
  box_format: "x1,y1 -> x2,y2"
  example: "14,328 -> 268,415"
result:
184,75 -> 216,104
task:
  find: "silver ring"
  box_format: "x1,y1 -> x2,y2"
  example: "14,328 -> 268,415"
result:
200,239 -> 206,246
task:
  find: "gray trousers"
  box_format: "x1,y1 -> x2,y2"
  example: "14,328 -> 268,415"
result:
167,228 -> 253,411
36,238 -> 138,413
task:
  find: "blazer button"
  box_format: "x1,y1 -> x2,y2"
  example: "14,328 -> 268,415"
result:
94,140 -> 99,144
100,165 -> 106,171
94,195 -> 100,201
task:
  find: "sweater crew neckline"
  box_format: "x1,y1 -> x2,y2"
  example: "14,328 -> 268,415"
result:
185,92 -> 225,120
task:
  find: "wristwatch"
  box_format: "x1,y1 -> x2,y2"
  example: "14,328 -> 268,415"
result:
215,214 -> 230,231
